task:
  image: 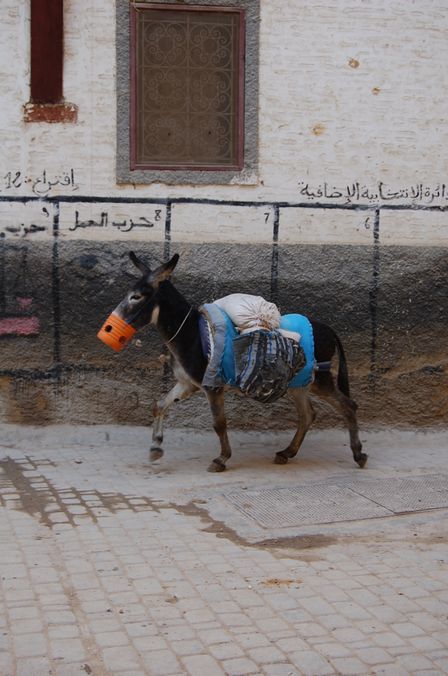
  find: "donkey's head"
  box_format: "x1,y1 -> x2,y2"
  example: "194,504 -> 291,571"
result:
97,252 -> 179,352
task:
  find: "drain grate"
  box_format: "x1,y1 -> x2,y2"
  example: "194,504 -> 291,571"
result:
347,474 -> 448,514
224,474 -> 448,528
225,483 -> 392,528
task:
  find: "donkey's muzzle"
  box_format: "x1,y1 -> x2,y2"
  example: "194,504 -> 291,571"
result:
97,313 -> 136,352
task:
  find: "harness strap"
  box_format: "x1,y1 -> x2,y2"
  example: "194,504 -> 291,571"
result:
316,361 -> 332,371
166,307 -> 193,344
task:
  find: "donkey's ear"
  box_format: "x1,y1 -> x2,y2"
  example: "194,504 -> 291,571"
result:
149,254 -> 179,286
129,251 -> 150,275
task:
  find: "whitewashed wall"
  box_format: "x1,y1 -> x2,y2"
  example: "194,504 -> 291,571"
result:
0,0 -> 447,245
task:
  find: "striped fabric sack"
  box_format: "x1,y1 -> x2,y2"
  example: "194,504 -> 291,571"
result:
233,330 -> 306,403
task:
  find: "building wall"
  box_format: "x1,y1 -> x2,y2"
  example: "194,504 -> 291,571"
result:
0,0 -> 446,429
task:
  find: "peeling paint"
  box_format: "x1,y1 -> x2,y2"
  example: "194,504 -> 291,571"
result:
0,317 -> 40,336
23,102 -> 78,124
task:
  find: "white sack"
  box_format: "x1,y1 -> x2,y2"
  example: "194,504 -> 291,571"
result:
215,293 -> 281,333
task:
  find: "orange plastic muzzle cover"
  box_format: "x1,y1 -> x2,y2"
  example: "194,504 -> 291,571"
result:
97,313 -> 136,352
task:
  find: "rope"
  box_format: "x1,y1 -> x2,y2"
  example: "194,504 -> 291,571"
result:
166,307 -> 193,344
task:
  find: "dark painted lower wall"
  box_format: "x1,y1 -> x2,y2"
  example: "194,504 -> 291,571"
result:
0,240 -> 446,429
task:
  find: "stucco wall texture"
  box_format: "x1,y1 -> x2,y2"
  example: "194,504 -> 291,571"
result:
0,1 -> 447,430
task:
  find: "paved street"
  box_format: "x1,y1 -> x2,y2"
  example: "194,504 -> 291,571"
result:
1,424 -> 447,675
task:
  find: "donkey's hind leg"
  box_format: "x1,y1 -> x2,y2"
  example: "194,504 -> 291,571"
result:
275,388 -> 316,465
311,372 -> 367,468
205,388 -> 232,473
151,381 -> 199,461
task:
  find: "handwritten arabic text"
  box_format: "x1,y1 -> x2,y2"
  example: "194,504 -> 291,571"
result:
2,169 -> 79,197
70,210 -> 159,232
298,181 -> 448,205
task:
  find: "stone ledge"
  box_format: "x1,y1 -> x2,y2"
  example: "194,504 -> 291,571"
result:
23,102 -> 78,124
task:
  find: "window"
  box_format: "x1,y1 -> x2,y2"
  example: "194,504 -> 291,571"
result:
132,5 -> 244,170
117,0 -> 259,185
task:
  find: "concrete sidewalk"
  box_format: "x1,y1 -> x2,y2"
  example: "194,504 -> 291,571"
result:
0,425 -> 447,676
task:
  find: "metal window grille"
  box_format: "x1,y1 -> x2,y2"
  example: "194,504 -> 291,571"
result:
131,4 -> 244,170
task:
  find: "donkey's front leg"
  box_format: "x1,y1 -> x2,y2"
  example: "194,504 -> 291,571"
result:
205,388 -> 232,472
151,381 -> 198,461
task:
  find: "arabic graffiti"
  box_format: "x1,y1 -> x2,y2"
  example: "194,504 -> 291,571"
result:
59,204 -> 166,241
0,223 -> 48,239
0,204 -> 51,240
2,169 -> 79,197
298,181 -> 448,206
0,202 -> 167,241
70,211 -> 159,232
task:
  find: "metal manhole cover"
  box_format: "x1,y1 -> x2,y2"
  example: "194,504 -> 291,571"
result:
224,474 -> 448,528
347,474 -> 448,513
225,484 -> 392,528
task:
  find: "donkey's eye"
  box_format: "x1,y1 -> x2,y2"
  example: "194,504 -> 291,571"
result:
130,294 -> 143,302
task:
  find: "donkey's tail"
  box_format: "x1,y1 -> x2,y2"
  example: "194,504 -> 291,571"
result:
333,330 -> 351,399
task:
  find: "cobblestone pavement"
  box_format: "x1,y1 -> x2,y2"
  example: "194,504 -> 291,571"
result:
1,424 -> 447,676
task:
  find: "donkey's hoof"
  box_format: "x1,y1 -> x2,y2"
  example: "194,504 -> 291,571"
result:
207,459 -> 226,473
355,452 -> 368,468
274,451 -> 289,465
150,447 -> 164,462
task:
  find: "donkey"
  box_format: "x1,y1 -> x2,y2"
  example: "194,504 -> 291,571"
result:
108,251 -> 367,472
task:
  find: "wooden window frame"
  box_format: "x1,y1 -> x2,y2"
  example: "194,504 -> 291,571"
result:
116,0 -> 259,186
129,3 -> 246,172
